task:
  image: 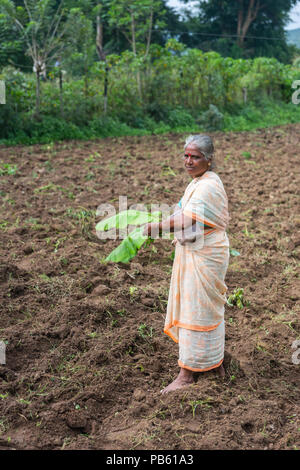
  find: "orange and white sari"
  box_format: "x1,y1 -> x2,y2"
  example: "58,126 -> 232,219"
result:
164,171 -> 230,372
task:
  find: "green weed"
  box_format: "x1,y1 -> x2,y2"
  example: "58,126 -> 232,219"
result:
0,163 -> 18,175
138,323 -> 154,339
160,166 -> 177,177
242,151 -> 252,160
227,288 -> 250,309
65,207 -> 95,237
189,399 -> 212,418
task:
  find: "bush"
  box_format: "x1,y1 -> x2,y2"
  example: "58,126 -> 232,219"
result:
197,104 -> 224,131
0,66 -> 35,138
166,108 -> 195,128
1,50 -> 300,145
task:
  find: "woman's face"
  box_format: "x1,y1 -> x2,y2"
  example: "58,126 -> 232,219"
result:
183,144 -> 209,178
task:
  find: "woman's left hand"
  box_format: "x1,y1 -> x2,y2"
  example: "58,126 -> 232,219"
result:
143,223 -> 151,237
143,223 -> 159,238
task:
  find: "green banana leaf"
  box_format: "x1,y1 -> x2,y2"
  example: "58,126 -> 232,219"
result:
96,210 -> 161,232
96,210 -> 161,263
105,226 -> 148,263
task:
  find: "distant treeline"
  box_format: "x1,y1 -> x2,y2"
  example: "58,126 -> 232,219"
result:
0,0 -> 300,144
1,44 -> 300,143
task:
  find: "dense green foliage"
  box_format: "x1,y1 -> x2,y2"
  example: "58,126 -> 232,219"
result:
0,0 -> 300,144
182,0 -> 299,63
1,44 -> 300,144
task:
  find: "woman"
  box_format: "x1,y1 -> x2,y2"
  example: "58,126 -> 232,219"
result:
143,134 -> 230,393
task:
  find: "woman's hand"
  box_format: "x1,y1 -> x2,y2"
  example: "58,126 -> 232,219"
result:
143,222 -> 160,238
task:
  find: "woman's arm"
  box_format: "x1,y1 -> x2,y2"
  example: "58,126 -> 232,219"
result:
143,210 -> 196,238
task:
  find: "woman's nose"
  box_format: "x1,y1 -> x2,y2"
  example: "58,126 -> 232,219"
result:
186,156 -> 193,165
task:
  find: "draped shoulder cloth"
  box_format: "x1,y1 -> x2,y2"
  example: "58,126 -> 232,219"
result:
182,171 -> 229,231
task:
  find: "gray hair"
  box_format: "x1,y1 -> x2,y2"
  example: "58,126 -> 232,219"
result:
184,134 -> 215,170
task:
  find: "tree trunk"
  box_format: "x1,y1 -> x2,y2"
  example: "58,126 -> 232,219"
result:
131,12 -> 137,56
237,0 -> 260,48
145,7 -> 153,58
131,12 -> 142,100
59,68 -> 64,118
96,13 -> 109,114
35,69 -> 40,120
103,64 -> 109,115
84,68 -> 88,98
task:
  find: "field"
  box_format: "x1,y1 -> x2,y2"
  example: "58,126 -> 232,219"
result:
0,125 -> 299,450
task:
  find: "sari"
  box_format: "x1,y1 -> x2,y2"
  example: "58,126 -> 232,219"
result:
164,171 -> 230,372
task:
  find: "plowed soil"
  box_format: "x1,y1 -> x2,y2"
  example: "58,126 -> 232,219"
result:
0,125 -> 299,450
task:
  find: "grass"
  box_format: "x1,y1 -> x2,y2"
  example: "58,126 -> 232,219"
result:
138,323 -> 154,339
65,207 -> 95,236
2,100 -> 300,146
0,162 -> 18,175
189,399 -> 213,418
227,288 -> 250,309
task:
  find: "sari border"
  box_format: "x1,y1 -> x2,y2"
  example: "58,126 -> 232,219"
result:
164,319 -> 223,344
163,328 -> 179,344
178,358 -> 223,373
182,209 -> 218,229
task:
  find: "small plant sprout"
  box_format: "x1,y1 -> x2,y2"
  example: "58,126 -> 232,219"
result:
0,162 -> 18,176
138,323 -> 154,339
189,399 -> 212,418
242,151 -> 252,160
129,286 -> 137,297
227,288 -> 250,309
160,165 -> 177,177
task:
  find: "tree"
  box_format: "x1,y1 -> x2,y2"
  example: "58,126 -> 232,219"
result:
63,8 -> 95,86
107,0 -> 166,58
181,0 -> 299,62
94,1 -> 109,113
107,0 -> 166,99
0,0 -> 69,118
0,13 -> 25,67
236,0 -> 261,48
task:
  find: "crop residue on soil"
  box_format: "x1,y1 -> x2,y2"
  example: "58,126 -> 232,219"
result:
0,125 -> 299,450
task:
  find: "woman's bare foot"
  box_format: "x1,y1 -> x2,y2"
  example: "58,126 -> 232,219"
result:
161,368 -> 194,394
216,363 -> 225,379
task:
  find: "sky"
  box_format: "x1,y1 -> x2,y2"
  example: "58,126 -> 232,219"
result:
166,0 -> 300,31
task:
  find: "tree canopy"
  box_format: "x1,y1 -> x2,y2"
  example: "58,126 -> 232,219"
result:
179,0 -> 299,62
0,0 -> 298,71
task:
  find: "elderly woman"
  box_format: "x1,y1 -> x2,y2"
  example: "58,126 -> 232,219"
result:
143,134 -> 230,393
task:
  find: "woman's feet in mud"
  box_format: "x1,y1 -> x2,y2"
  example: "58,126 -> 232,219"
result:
161,363 -> 226,394
216,363 -> 225,379
161,368 -> 194,394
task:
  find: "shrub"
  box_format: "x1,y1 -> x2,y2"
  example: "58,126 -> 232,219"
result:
166,108 -> 195,128
197,104 -> 224,131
